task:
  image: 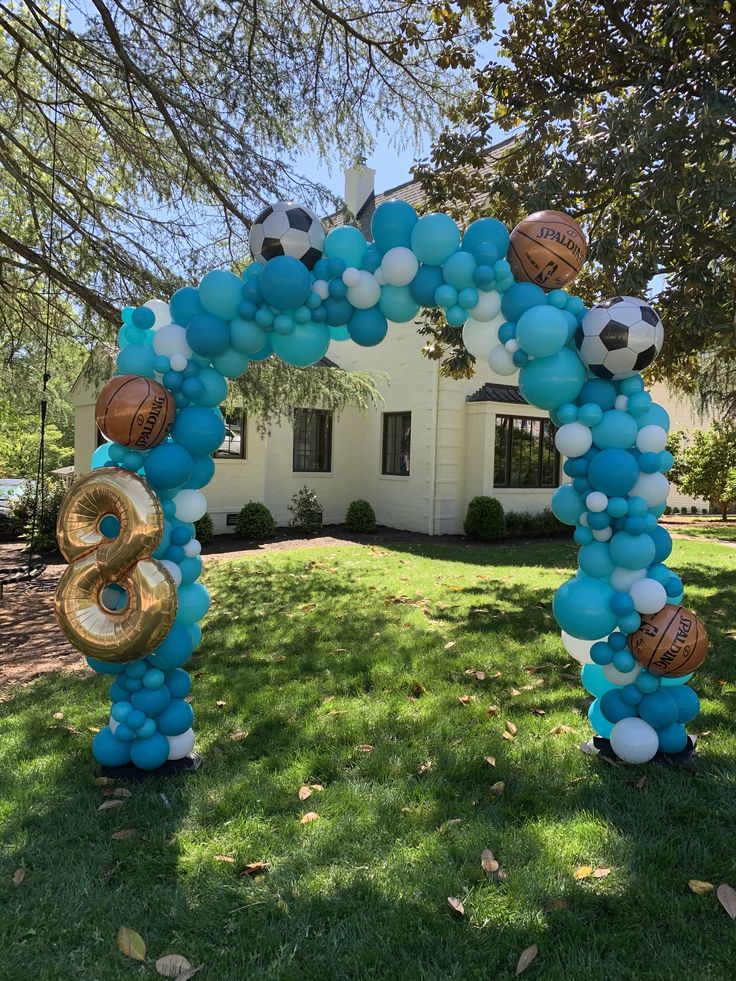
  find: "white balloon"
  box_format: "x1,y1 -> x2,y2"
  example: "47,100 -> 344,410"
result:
374,268 -> 387,286
109,717 -> 119,734
173,489 -> 207,523
183,539 -> 202,558
381,247 -> 418,287
585,491 -> 608,512
313,279 -> 329,300
561,630 -> 605,666
579,512 -> 589,527
592,527 -> 612,541
636,424 -> 668,454
505,339 -> 520,354
144,298 -> 171,329
609,717 -> 659,764
342,266 -> 361,287
610,566 -> 647,591
161,559 -> 183,587
488,344 -> 517,376
464,314 -> 503,361
170,353 -> 188,372
630,577 -> 667,615
347,271 -> 381,310
630,471 -> 669,507
556,422 -> 593,458
153,323 -> 193,359
469,289 -> 501,323
603,661 -> 641,686
167,727 -> 196,760
614,395 -> 629,411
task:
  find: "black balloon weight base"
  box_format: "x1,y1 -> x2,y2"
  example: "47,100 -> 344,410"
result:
97,752 -> 202,782
588,736 -> 697,768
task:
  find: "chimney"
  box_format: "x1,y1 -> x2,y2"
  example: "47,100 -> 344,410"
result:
344,160 -> 376,219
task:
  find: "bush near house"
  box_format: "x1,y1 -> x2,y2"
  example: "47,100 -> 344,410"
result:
10,478 -> 66,551
345,499 -> 376,533
504,507 -> 566,538
288,486 -> 323,533
234,502 -> 276,541
194,512 -> 214,545
463,496 -> 506,540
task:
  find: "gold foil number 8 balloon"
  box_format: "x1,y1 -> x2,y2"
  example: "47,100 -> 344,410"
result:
54,467 -> 178,662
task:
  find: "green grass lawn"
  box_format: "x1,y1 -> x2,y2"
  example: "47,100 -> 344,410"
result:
664,520 -> 736,543
2,538 -> 736,980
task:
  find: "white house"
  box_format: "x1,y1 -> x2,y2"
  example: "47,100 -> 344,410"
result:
71,166 -> 710,534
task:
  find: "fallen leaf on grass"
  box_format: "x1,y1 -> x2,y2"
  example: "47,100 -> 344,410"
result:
418,760 -> 433,775
635,776 -> 647,790
240,862 -> 268,876
357,744 -> 374,753
98,799 -> 123,811
444,641 -> 456,650
481,849 -> 499,874
410,682 -> 426,697
510,688 -> 522,697
531,708 -> 546,717
438,818 -> 462,832
717,883 -> 736,919
276,897 -> 289,914
95,776 -> 115,787
457,695 -> 475,705
298,786 -> 313,801
688,879 -> 714,895
230,729 -> 250,741
111,829 -> 135,841
310,784 -> 324,792
12,868 -> 25,886
117,926 -> 146,962
215,700 -> 226,708
592,867 -> 611,879
53,711 -> 64,720
505,722 -> 518,736
155,953 -> 192,977
447,897 -> 464,916
516,944 -> 538,975
484,756 -> 496,767
490,781 -> 505,797
487,705 -> 499,717
214,855 -> 235,864
300,812 -> 320,825
574,866 -> 593,880
503,731 -> 515,742
113,788 -> 131,798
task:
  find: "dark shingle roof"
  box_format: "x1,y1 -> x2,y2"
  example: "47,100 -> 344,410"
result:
466,383 -> 528,405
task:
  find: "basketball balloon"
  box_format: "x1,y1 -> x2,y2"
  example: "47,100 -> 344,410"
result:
628,605 -> 708,677
95,375 -> 175,450
508,210 -> 588,291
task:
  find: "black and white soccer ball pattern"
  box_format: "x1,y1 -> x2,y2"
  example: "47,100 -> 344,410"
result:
248,201 -> 325,270
575,296 -> 664,379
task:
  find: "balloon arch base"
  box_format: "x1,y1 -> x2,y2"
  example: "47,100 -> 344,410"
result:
585,735 -> 697,769
97,751 -> 202,783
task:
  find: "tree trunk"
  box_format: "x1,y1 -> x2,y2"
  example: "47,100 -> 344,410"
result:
721,502 -> 728,521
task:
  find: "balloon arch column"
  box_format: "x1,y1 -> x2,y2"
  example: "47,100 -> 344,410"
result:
55,200 -> 707,774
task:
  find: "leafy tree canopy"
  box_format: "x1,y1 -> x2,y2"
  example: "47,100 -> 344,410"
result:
669,420 -> 736,520
415,1 -> 735,393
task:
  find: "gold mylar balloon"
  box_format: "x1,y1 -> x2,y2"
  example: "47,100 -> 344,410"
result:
54,467 -> 177,662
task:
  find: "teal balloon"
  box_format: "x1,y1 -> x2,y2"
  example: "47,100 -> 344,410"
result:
271,322 -> 330,367
155,698 -> 194,736
516,305 -> 568,358
553,575 -> 617,639
410,265 -> 444,306
192,367 -> 228,407
580,379 -> 617,410
501,282 -> 547,321
591,410 -> 638,449
212,347 -> 249,378
552,484 -> 585,525
657,722 -> 688,754
410,213 -> 460,266
371,200 -> 418,251
588,698 -> 614,738
98,514 -> 120,539
165,668 -> 192,699
87,655 -> 125,675
329,325 -> 350,341
172,406 -> 225,455
147,623 -> 193,671
639,690 -> 678,729
637,403 -> 670,430
609,531 -> 656,570
600,689 -> 638,723
179,556 -> 203,584
588,448 -> 639,496
230,317 -> 267,355
259,255 -> 312,310
186,313 -> 230,358
518,348 -> 585,410
324,226 -> 367,267
581,664 -> 617,697
442,251 -> 476,290
91,442 -> 114,469
116,343 -> 155,377
170,286 -> 204,326
92,727 -> 131,766
176,582 -> 210,624
578,541 -> 615,579
144,442 -> 193,491
348,308 -> 388,346
668,685 -> 700,724
379,285 -> 420,323
184,455 -> 215,490
198,269 -> 243,320
131,685 -> 171,717
660,672 -> 692,687
462,217 -> 509,258
130,731 -> 170,770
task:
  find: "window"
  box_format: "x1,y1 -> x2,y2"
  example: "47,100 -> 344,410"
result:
493,414 -> 559,488
382,412 -> 411,476
293,409 -> 332,472
214,408 -> 246,459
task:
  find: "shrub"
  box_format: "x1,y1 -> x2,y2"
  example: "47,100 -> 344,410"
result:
10,478 -> 66,551
664,506 -> 672,515
345,499 -> 376,533
194,512 -> 214,545
234,501 -> 275,540
288,486 -> 323,533
690,505 -> 698,514
504,507 -> 566,538
463,496 -> 506,540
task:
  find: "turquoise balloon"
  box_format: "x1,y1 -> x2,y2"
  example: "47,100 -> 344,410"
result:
155,698 -> 194,736
259,255 -> 312,310
179,556 -> 203,583
131,685 -> 170,717
588,698 -> 614,738
348,308 -> 388,346
198,269 -> 243,320
637,403 -> 670,430
378,285 -> 420,323
518,348 -> 585,410
176,582 -> 210,624
271,322 -> 330,367
578,541 -> 615,579
87,656 -> 125,675
165,668 -> 192,699
581,664 -> 617,697
212,347 -> 250,378
501,282 -> 547,321
170,286 -> 204,326
329,325 -> 350,341
130,731 -> 170,770
116,343 -> 155,377
92,727 -> 131,766
657,722 -> 687,754
591,410 -> 638,449
230,318 -> 267,354
192,367 -> 228,407
147,623 -> 193,671
91,442 -> 114,469
324,226 -> 367,267
553,575 -> 617,639
600,688 -> 638,723
462,217 -> 509,257
639,690 -> 678,729
516,305 -> 568,358
371,200 -> 417,251
669,686 -> 699,723
410,213 -> 460,266
442,251 -> 476,290
660,672 -> 693,687
551,484 -> 585,525
172,406 -> 225,455
609,531 -> 656,570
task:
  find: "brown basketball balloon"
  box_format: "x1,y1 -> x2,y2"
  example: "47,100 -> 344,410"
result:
508,210 -> 588,291
95,375 -> 175,450
628,604 -> 708,677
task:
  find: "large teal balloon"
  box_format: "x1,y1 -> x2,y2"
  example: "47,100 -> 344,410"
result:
551,483 -> 585,525
230,317 -> 267,354
212,347 -> 250,378
176,582 -> 210,625
198,269 -> 243,320
371,200 -> 418,251
581,664 -> 617,698
609,531 -> 656,570
553,575 -> 617,639
130,731 -> 170,770
518,348 -> 585,410
378,285 -> 420,323
348,307 -> 388,346
259,255 -> 312,310
410,213 -> 460,266
193,366 -> 228,407
591,410 -> 638,449
516,305 -> 568,358
578,541 -> 615,579
172,406 -> 225,455
116,343 -> 155,377
170,286 -> 204,326
270,322 -> 330,367
324,226 -> 367,267
462,217 -> 509,258
588,698 -> 614,738
501,282 -> 547,321
92,727 -> 131,766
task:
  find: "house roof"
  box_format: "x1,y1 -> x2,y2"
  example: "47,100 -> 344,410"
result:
466,382 -> 528,405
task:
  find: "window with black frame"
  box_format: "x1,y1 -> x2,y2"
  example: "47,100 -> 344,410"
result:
293,409 -> 332,472
213,408 -> 246,459
493,414 -> 559,488
382,412 -> 411,476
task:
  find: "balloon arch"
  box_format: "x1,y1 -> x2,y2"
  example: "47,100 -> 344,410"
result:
54,200 -> 707,773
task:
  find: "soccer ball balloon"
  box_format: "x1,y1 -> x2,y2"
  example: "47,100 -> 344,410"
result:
575,296 -> 664,380
249,201 -> 325,270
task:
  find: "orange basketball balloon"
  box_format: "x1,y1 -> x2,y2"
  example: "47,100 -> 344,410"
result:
96,375 -> 175,450
628,604 -> 708,677
508,210 -> 588,291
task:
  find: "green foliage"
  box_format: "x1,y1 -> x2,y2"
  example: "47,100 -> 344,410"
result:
234,501 -> 276,541
345,499 -> 376,533
463,496 -> 506,540
0,410 -> 71,480
669,420 -> 736,520
9,478 -> 66,551
415,2 -> 735,394
504,507 -> 566,538
287,486 -> 323,533
194,512 -> 214,546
